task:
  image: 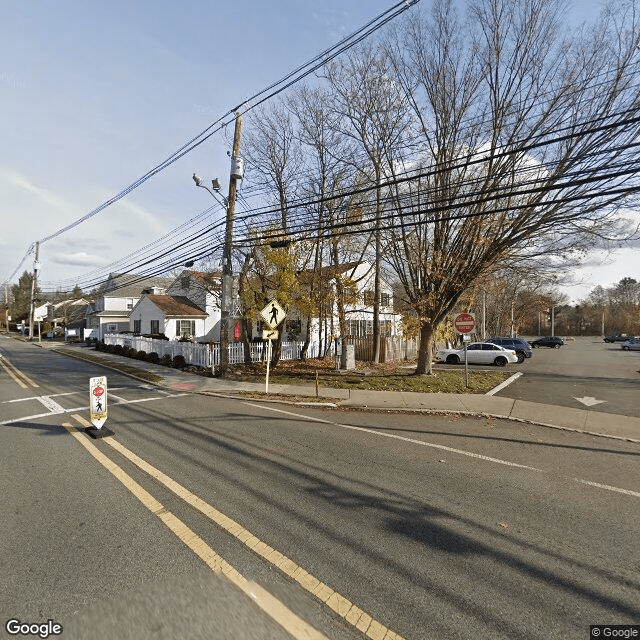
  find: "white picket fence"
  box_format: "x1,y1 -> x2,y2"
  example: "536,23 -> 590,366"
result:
103,334 -> 318,368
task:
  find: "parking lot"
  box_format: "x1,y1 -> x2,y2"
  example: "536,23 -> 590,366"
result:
493,336 -> 640,417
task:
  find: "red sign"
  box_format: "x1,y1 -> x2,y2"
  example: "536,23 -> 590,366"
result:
454,313 -> 476,334
92,386 -> 105,397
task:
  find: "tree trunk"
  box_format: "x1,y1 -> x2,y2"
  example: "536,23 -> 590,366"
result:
241,317 -> 252,365
415,321 -> 434,375
300,315 -> 312,360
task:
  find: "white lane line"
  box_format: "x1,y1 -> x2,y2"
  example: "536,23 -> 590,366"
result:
574,478 -> 640,498
243,402 -> 640,499
36,396 -> 66,413
63,416 -> 329,640
243,402 -> 540,471
1,393 -> 187,425
486,372 -> 523,396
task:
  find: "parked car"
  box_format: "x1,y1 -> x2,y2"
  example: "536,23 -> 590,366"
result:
530,336 -> 565,348
620,337 -> 640,351
435,342 -> 518,366
485,337 -> 532,363
604,334 -> 630,343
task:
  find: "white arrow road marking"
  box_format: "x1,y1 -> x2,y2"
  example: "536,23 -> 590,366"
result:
574,396 -> 607,407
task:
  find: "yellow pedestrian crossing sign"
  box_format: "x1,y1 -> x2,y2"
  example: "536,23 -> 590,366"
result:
260,299 -> 286,329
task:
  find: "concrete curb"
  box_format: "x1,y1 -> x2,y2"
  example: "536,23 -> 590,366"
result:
23,339 -> 640,444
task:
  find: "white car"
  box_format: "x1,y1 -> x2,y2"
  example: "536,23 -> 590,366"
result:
620,337 -> 640,351
436,342 -> 518,367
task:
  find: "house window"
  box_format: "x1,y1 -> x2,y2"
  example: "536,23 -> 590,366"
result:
380,293 -> 390,307
150,320 -> 160,334
133,320 -> 141,334
107,324 -> 118,332
126,298 -> 134,310
176,320 -> 195,338
363,290 -> 375,306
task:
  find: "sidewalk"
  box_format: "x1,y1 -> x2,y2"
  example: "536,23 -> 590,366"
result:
44,341 -> 640,443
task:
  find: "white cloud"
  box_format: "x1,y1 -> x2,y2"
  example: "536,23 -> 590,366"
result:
49,252 -> 110,267
4,168 -> 74,215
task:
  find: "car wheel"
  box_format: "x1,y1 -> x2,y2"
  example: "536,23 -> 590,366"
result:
623,346 -> 630,351
554,344 -> 561,349
494,356 -> 507,366
446,354 -> 460,365
516,352 -> 525,363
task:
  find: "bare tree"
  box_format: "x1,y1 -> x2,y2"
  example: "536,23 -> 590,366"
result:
382,0 -> 640,373
243,102 -> 303,365
290,84 -> 370,364
323,43 -> 412,362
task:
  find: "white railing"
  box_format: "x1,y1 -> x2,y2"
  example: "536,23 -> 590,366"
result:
103,334 -> 316,367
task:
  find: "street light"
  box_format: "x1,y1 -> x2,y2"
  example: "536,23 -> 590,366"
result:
192,173 -> 227,207
193,172 -> 232,373
191,111 -> 243,377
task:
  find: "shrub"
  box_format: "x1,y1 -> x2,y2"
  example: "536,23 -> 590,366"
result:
172,354 -> 187,369
160,354 -> 173,367
147,352 -> 160,364
113,344 -> 124,355
136,350 -> 148,361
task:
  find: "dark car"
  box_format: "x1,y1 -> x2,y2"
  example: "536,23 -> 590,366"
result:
603,334 -> 629,343
530,336 -> 564,348
485,337 -> 532,363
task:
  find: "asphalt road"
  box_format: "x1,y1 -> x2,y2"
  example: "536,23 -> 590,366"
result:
1,335 -> 639,640
493,336 -> 640,417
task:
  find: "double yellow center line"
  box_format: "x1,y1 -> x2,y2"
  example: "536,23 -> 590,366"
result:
64,414 -> 404,640
0,355 -> 39,388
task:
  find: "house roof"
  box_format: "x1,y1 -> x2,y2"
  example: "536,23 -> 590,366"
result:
175,270 -> 222,293
95,310 -> 132,318
147,295 -> 207,317
103,274 -> 174,297
297,261 -> 364,284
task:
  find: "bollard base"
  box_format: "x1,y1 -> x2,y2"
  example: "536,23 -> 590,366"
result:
85,426 -> 115,439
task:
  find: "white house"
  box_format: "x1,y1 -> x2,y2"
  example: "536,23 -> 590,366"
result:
128,294 -> 208,340
129,270 -> 225,342
248,261 -> 402,347
84,273 -> 174,340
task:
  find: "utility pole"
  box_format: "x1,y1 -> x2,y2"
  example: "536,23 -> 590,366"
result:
219,112 -> 243,376
28,241 -> 40,341
4,283 -> 8,333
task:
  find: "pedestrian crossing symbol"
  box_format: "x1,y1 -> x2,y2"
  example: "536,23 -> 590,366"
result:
260,299 -> 286,329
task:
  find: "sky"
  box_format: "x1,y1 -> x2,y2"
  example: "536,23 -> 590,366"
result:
1,0 -> 633,305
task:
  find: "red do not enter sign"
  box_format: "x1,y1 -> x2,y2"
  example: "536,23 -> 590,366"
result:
454,313 -> 476,334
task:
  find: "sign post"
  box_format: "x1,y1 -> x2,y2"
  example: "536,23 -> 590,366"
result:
454,313 -> 476,389
260,300 -> 286,393
87,376 -> 113,438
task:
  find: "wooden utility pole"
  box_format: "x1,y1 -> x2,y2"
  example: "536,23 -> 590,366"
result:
219,112 -> 243,375
28,241 -> 40,341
